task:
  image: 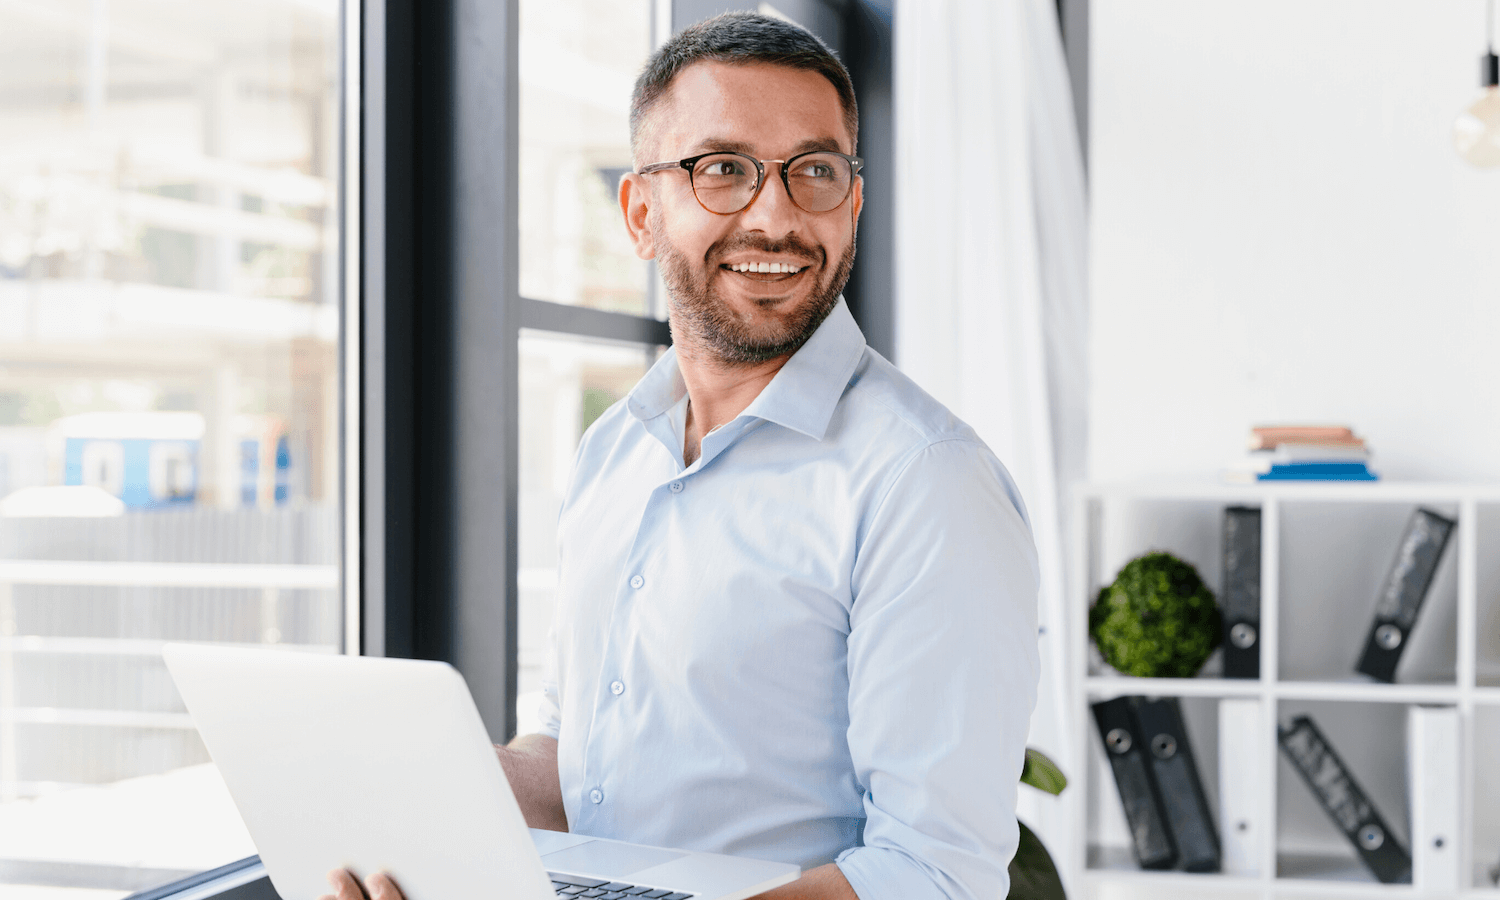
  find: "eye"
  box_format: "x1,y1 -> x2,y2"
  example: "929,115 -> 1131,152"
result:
698,158 -> 748,177
790,160 -> 837,179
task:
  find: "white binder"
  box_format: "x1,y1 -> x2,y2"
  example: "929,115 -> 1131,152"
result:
1217,698 -> 1264,876
1407,705 -> 1461,893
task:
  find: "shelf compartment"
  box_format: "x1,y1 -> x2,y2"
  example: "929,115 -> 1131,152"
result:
1084,696 -> 1225,879
1276,501 -> 1460,685
1275,700 -> 1413,888
1083,498 -> 1226,680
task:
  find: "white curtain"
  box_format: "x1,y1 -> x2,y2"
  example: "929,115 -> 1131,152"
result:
893,0 -> 1089,878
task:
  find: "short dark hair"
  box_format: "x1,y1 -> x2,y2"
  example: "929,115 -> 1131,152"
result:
629,12 -> 859,163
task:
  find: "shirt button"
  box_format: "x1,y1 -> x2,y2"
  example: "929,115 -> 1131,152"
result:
630,574 -> 644,590
669,480 -> 684,493
610,680 -> 625,695
590,788 -> 604,804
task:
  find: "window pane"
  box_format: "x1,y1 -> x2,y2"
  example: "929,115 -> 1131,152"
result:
517,331 -> 657,735
0,0 -> 343,895
519,0 -> 660,317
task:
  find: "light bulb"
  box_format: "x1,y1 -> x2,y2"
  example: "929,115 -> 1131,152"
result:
1455,51 -> 1500,168
1455,88 -> 1500,168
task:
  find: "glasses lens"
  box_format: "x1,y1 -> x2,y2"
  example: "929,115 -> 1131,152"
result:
691,153 -> 758,213
786,153 -> 853,212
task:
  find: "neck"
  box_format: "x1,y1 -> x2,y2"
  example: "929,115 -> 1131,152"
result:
674,337 -> 789,466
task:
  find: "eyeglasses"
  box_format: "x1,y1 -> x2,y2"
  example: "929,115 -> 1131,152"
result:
638,150 -> 863,215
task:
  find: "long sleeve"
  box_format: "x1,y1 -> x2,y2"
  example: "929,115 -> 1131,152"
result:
835,439 -> 1041,900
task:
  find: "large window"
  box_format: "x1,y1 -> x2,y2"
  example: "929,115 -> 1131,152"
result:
0,1 -> 345,896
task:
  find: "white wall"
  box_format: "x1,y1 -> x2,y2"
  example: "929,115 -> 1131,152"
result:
1091,0 -> 1500,483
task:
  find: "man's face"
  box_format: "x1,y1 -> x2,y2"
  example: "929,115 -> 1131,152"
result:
621,61 -> 862,364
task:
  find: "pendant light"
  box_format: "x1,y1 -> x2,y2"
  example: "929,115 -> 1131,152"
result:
1454,0 -> 1500,167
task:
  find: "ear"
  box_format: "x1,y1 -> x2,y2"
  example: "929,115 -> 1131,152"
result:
619,172 -> 657,261
849,174 -> 864,231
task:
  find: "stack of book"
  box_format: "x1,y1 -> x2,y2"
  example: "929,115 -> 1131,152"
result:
1225,425 -> 1378,482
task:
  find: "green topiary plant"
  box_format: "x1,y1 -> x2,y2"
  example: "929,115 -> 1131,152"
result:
1089,551 -> 1222,678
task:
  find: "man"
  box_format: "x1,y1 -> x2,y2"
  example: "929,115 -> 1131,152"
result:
327,12 -> 1038,900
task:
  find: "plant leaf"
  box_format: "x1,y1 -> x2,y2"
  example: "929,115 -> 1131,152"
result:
1007,820 -> 1066,900
1020,747 -> 1067,796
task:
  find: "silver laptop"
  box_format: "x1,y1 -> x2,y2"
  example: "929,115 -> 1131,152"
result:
162,644 -> 800,900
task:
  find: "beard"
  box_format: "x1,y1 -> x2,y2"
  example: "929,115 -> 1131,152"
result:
653,209 -> 856,366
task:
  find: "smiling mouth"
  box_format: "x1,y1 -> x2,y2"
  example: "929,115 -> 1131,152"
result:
718,261 -> 810,283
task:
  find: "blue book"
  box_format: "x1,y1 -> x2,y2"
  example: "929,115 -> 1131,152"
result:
1258,462 -> 1378,481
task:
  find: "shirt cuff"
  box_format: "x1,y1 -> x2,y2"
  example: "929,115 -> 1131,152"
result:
536,686 -> 562,741
835,845 -> 957,900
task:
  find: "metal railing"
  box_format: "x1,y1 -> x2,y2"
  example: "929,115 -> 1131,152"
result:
0,559 -> 339,801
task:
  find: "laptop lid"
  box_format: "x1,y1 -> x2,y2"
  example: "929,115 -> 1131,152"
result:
162,644 -> 556,900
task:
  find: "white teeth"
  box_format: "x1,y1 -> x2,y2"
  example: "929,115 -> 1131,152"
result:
729,262 -> 802,274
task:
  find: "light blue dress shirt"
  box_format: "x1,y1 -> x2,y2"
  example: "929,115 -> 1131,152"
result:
538,299 -> 1040,900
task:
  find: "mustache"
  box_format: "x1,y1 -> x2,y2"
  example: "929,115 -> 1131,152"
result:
706,233 -> 825,267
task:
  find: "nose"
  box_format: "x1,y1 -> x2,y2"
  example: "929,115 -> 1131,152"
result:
736,161 -> 801,232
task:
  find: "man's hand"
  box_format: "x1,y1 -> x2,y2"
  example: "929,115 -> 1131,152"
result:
496,732 -> 568,831
319,868 -> 403,900
751,863 -> 859,900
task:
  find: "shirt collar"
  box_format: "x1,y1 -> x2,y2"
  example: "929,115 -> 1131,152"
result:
626,345 -> 687,423
626,297 -> 867,442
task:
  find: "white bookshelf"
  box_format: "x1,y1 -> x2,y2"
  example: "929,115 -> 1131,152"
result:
1064,481 -> 1500,900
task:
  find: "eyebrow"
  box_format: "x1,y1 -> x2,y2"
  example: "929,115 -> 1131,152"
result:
688,136 -> 847,157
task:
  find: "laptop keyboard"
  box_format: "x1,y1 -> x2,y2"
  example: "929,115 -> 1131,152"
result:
548,873 -> 694,900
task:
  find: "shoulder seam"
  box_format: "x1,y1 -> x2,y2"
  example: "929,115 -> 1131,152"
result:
864,436 -> 990,548
844,356 -> 973,448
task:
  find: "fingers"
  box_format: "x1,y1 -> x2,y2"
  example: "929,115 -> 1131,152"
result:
324,868 -> 368,900
365,872 -> 405,900
320,867 -> 404,900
